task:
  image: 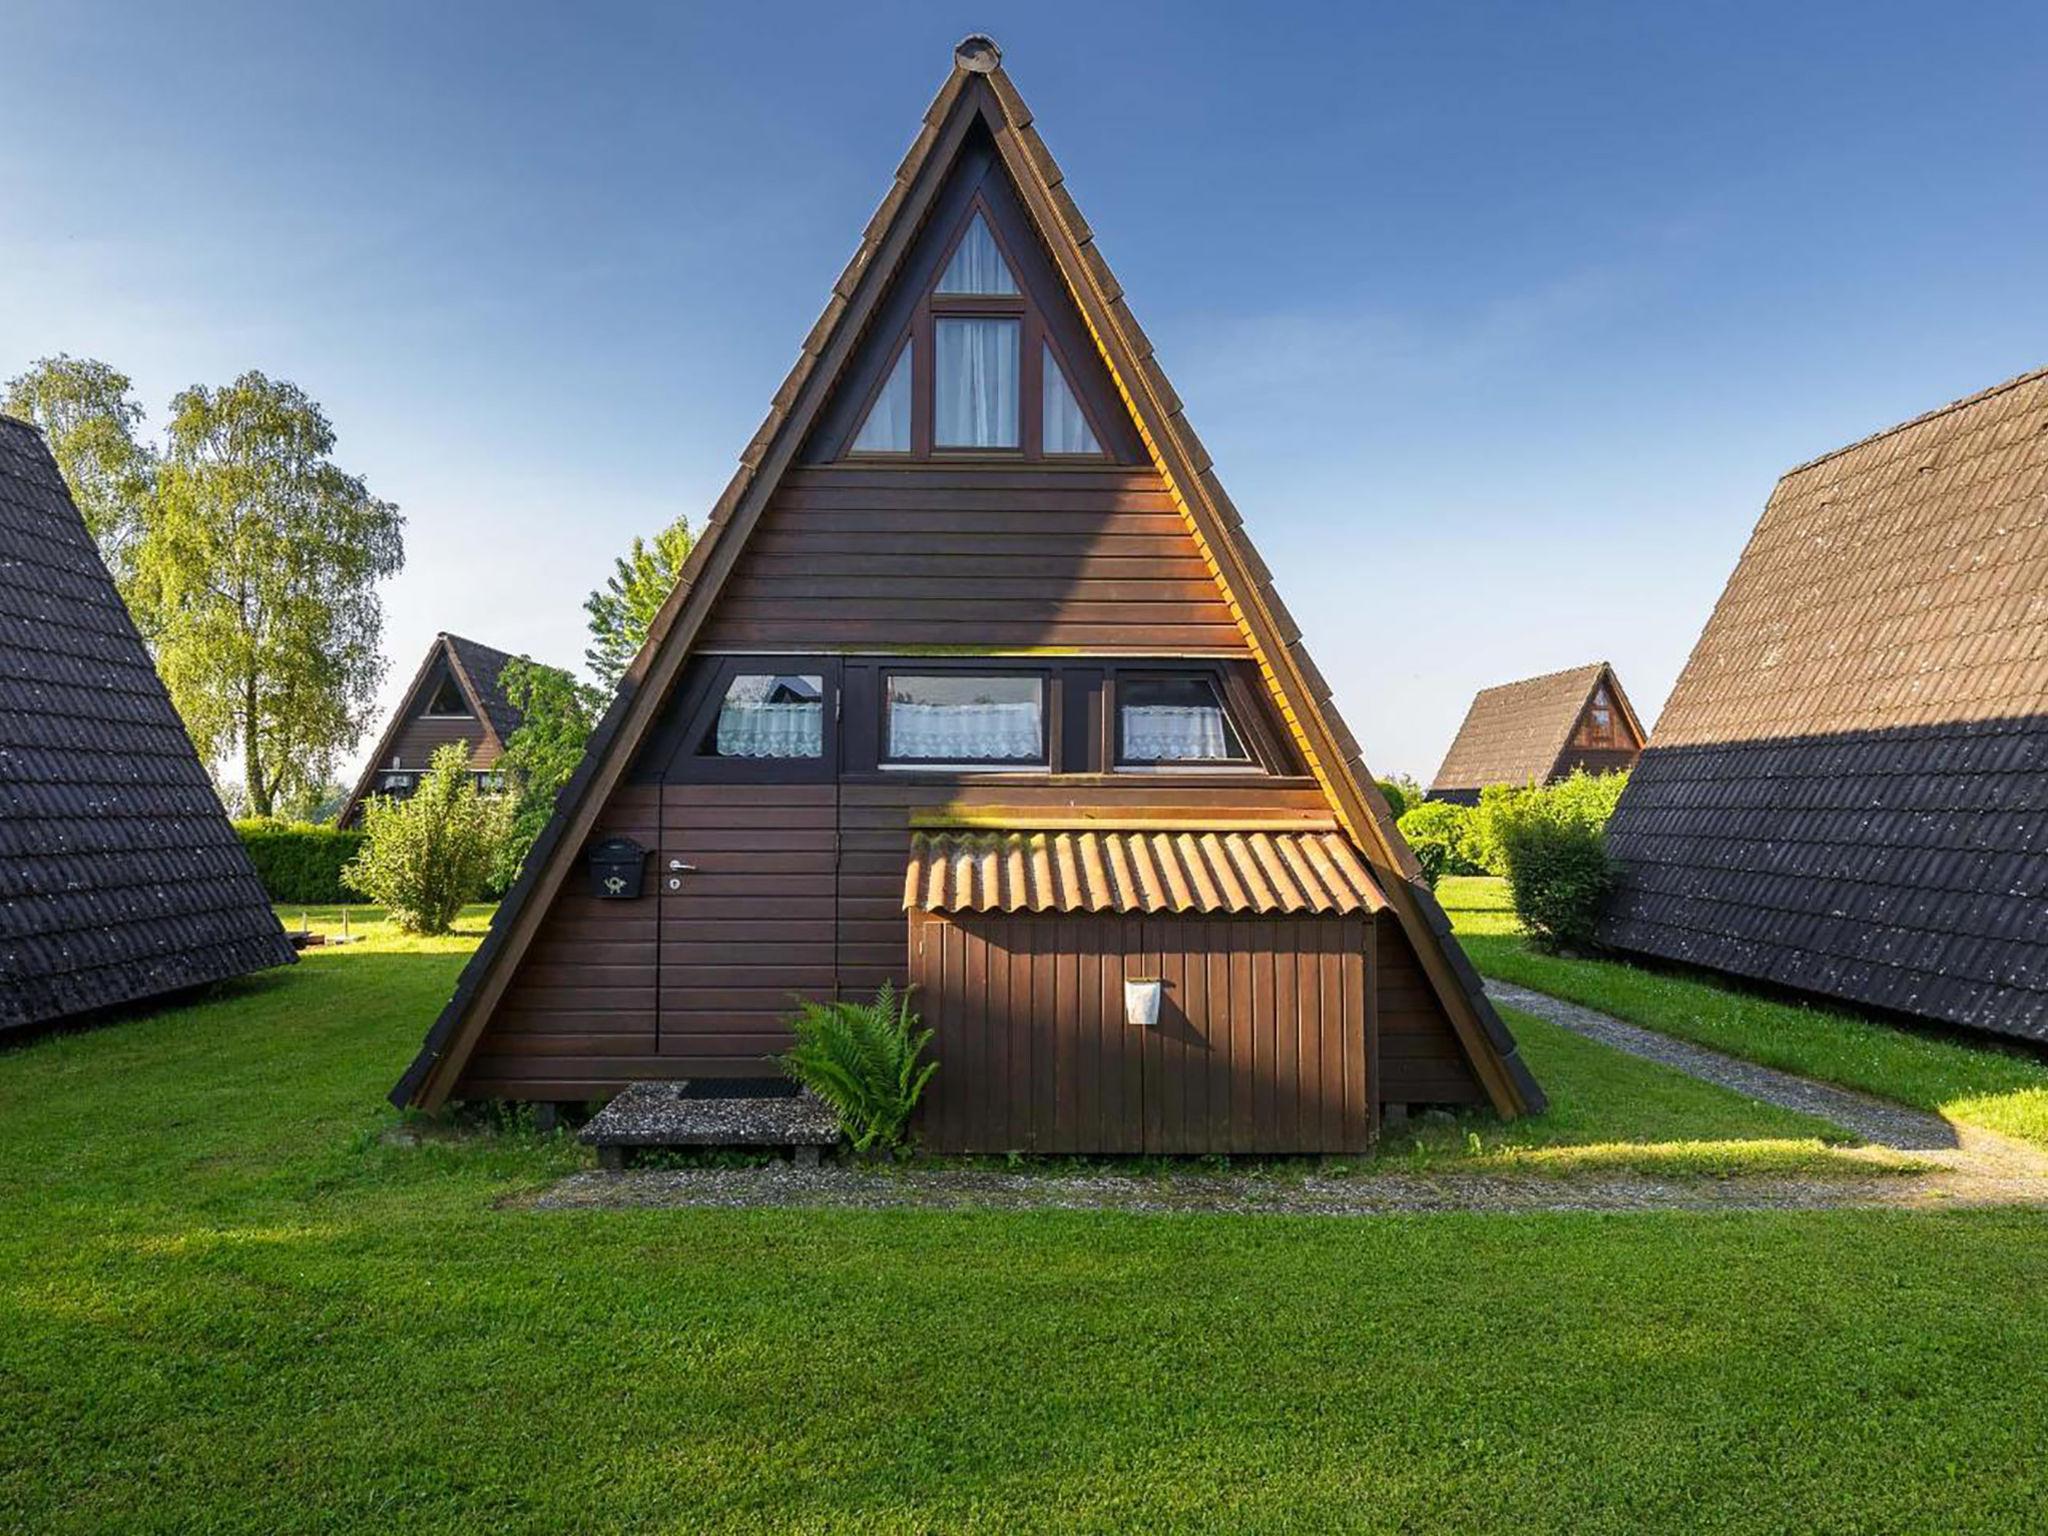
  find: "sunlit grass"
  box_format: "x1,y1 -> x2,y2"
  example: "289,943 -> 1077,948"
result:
1,911 -> 2044,1530
1441,875 -> 2048,1151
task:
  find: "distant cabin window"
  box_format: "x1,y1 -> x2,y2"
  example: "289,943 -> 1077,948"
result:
886,674 -> 1043,764
378,770 -> 417,794
851,345 -> 912,453
934,318 -> 1020,449
1042,346 -> 1100,455
423,676 -> 470,717
936,213 -> 1018,295
712,674 -> 825,758
1117,676 -> 1248,766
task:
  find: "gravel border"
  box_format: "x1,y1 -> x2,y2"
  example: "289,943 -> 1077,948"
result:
1486,981 -> 1963,1151
533,1162 -> 2043,1216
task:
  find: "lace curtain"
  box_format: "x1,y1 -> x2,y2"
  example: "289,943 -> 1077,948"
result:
935,318 -> 1020,448
1123,704 -> 1232,762
889,701 -> 1040,760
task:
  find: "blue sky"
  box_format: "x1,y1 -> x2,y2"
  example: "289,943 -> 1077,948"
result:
3,1 -> 2044,780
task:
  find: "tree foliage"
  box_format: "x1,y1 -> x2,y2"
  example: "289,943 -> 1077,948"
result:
494,657 -> 604,890
1396,800 -> 1488,886
142,371 -> 404,817
584,513 -> 694,690
343,743 -> 511,934
3,355 -> 159,603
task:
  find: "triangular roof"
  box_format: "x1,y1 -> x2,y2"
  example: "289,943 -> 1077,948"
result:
1431,662 -> 1643,795
0,416 -> 295,1027
338,633 -> 532,826
391,36 -> 1543,1115
1603,364 -> 2048,1041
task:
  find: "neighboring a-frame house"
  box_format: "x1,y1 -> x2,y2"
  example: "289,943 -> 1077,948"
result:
0,416 -> 295,1029
339,634 -> 531,827
1603,367 -> 2048,1045
1429,663 -> 1645,805
391,36 -> 1544,1149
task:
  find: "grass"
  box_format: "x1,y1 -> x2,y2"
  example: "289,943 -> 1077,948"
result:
3,911 -> 2044,1531
1442,875 -> 2048,1150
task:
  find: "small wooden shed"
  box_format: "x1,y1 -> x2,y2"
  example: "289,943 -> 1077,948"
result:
339,633 -> 532,827
1429,662 -> 1644,805
389,36 -> 1544,1148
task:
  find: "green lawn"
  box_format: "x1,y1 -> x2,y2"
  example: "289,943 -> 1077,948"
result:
1442,875 -> 2048,1150
4,911 -> 2045,1531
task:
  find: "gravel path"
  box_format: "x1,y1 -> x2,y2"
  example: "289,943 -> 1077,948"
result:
1487,980 -> 2048,1184
528,984 -> 2048,1217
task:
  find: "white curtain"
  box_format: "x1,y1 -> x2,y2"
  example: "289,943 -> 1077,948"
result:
935,318 -> 1020,448
1123,704 -> 1231,762
890,702 -> 1040,760
1042,345 -> 1100,454
851,345 -> 912,453
716,702 -> 823,758
937,214 -> 1017,294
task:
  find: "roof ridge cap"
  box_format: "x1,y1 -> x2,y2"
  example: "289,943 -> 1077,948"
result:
1778,362 -> 2048,481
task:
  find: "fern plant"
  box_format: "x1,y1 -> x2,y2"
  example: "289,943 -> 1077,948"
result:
778,984 -> 938,1154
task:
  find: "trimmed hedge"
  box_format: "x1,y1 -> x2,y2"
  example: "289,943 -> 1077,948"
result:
235,819 -> 367,904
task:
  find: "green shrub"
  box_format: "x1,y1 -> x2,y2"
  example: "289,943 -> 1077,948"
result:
1473,769 -> 1630,876
1375,775 -> 1424,820
1496,797 -> 1613,951
343,742 -> 512,934
1397,800 -> 1485,886
235,819 -> 367,903
778,983 -> 938,1154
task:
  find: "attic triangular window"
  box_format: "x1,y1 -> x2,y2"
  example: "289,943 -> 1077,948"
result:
851,344 -> 913,453
936,212 -> 1016,295
1042,345 -> 1100,455
423,674 -> 471,717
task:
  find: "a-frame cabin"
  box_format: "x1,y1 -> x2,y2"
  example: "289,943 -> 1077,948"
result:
1429,662 -> 1645,805
339,633 -> 530,828
392,36 -> 1543,1150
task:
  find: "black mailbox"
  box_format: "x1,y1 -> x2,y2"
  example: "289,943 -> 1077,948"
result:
587,837 -> 647,900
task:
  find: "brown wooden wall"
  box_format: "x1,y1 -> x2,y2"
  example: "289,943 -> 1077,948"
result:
382,713 -> 497,772
910,909 -> 1374,1154
459,785 -> 660,1099
1376,919 -> 1484,1106
698,464 -> 1249,653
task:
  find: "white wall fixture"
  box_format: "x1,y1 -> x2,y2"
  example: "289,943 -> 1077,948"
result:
1124,977 -> 1163,1028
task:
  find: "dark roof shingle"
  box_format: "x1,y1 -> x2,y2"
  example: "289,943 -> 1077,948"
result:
0,416 -> 294,1028
1602,366 -> 2048,1041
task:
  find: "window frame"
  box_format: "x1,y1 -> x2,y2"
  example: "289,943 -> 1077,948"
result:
419,672 -> 475,720
842,191 -> 1111,464
879,666 -> 1051,771
1110,670 -> 1255,772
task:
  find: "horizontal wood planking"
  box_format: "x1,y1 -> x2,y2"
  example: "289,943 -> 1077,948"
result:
700,465 -> 1248,653
456,786 -> 660,1098
1375,921 -> 1483,1105
380,714 -> 497,770
911,910 -> 1371,1155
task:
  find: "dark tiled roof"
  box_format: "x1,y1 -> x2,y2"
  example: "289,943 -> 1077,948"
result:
443,633 -> 526,744
0,417 -> 294,1028
1602,366 -> 2048,1041
1431,663 -> 1620,794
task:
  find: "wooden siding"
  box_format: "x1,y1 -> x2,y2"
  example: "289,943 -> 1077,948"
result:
657,782 -> 838,1071
457,785 -> 660,1099
1376,919 -> 1483,1106
698,465 -> 1249,653
910,909 -> 1373,1154
382,713 -> 498,771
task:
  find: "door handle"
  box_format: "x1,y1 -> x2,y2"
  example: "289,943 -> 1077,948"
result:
669,860 -> 697,873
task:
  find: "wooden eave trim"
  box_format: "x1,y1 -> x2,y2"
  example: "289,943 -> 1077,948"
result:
399,75 -> 984,1110
982,70 -> 1537,1117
